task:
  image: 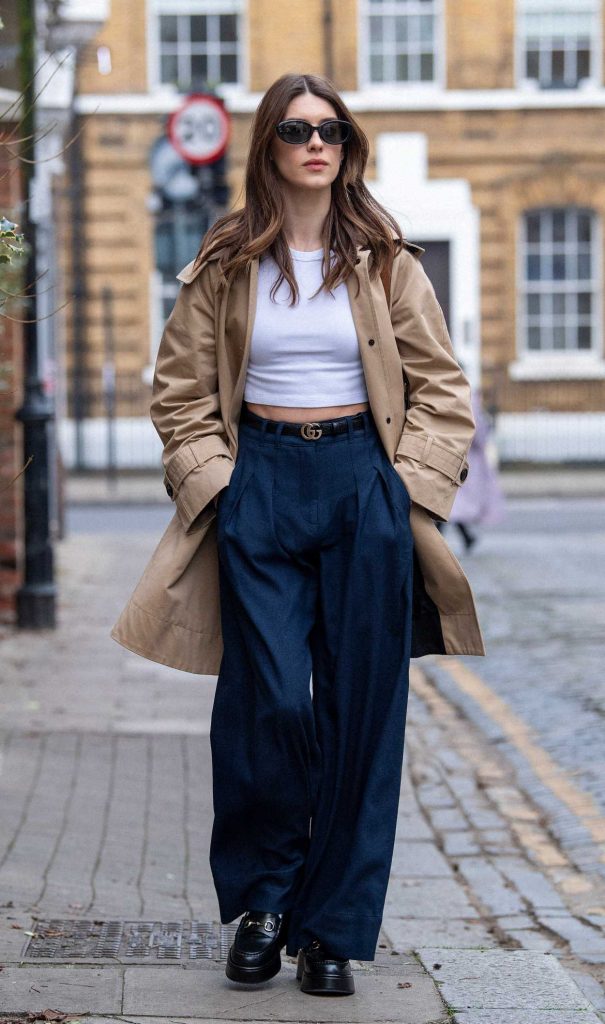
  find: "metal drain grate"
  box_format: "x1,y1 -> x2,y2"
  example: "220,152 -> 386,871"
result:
23,919 -> 238,962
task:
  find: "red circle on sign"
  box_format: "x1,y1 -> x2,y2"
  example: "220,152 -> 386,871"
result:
167,94 -> 231,166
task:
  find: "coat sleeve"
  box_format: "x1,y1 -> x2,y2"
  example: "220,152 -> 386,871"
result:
149,259 -> 235,533
390,248 -> 475,522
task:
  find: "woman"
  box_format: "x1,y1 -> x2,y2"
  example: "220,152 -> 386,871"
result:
438,387 -> 506,551
111,72 -> 485,996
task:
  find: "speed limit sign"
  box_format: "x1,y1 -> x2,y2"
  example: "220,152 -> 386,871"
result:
167,94 -> 231,166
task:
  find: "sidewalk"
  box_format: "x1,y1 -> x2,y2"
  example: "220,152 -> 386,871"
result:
63,465 -> 605,505
0,524 -> 602,1022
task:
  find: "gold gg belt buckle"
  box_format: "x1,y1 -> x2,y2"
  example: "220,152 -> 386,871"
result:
300,421 -> 323,439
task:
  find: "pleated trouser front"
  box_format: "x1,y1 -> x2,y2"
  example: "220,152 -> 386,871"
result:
209,406 -> 414,961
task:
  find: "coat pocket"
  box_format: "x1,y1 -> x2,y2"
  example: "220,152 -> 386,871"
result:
373,447 -> 412,518
216,448 -> 258,542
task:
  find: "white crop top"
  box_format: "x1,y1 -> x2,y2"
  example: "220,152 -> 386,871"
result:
243,247 -> 368,407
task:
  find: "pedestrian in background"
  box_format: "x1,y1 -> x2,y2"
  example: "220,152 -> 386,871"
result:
112,71 -> 485,997
437,385 -> 506,550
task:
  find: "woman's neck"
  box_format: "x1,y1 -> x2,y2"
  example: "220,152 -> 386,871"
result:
280,181 -> 331,252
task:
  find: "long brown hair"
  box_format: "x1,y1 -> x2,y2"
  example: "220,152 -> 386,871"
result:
193,72 -> 404,304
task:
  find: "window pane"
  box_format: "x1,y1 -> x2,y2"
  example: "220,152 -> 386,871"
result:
552,326 -> 566,349
577,47 -> 590,80
395,53 -> 409,80
370,16 -> 383,43
526,48 -> 539,79
419,14 -> 433,43
190,15 -> 207,42
577,212 -> 591,243
526,213 -> 541,243
577,292 -> 591,315
220,52 -> 237,82
160,53 -> 178,83
191,54 -> 208,81
220,14 -> 237,43
551,47 -> 565,83
394,16 -> 408,43
527,293 -> 541,315
527,326 -> 541,350
552,210 -> 566,243
420,51 -> 434,80
552,254 -> 566,279
577,325 -> 592,349
527,254 -> 541,280
577,252 -> 591,278
160,15 -> 178,43
370,54 -> 384,81
552,292 -> 566,314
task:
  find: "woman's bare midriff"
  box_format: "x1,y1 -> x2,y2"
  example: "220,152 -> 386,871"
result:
245,400 -> 369,422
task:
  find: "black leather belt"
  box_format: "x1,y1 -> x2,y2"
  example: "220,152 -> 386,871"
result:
241,409 -> 368,439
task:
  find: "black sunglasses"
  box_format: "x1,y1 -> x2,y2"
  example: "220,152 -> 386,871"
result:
275,118 -> 352,146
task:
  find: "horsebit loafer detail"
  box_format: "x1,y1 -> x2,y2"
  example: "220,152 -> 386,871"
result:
226,910 -> 290,984
296,938 -> 355,996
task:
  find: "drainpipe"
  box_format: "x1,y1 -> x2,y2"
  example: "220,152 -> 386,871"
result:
323,0 -> 334,81
15,0 -> 56,628
67,60 -> 87,470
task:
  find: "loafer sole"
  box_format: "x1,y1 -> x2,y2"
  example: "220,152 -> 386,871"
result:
226,948 -> 282,984
296,949 -> 355,995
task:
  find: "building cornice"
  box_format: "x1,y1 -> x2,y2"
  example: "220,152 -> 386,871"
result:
73,85 -> 605,117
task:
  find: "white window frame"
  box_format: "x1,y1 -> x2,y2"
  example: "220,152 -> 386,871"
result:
358,0 -> 445,92
147,0 -> 248,96
511,206 -> 605,381
515,0 -> 602,92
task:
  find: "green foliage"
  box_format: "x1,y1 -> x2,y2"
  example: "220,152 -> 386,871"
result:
0,217 -> 26,265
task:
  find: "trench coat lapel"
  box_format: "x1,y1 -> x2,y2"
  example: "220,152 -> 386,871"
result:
345,249 -> 406,462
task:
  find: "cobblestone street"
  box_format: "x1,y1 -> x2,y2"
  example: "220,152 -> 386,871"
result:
0,492 -> 604,1022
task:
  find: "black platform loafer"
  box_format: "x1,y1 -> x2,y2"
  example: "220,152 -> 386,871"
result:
296,937 -> 355,995
226,910 -> 290,984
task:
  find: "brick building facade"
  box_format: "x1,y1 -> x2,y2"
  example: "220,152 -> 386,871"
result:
62,0 -> 605,466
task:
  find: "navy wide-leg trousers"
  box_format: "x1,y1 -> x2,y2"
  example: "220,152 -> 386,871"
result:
209,406 -> 414,962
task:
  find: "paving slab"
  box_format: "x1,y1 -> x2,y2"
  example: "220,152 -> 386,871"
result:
387,878 -> 480,920
418,948 -> 597,1012
121,955 -> 447,1022
497,857 -> 567,911
0,965 -> 123,1014
566,969 -> 605,1014
442,832 -> 481,857
537,915 -> 605,964
389,841 -> 453,878
381,917 -> 497,950
505,929 -> 557,952
394,811 -> 435,842
456,858 -> 525,917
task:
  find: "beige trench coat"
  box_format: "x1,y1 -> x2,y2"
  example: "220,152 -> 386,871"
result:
111,241 -> 486,674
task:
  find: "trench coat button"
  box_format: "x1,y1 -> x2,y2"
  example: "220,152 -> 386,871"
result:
386,416 -> 391,423
165,482 -> 174,498
368,338 -> 375,346
460,467 -> 468,482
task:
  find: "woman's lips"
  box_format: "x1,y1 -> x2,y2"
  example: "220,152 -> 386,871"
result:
304,161 -> 328,169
